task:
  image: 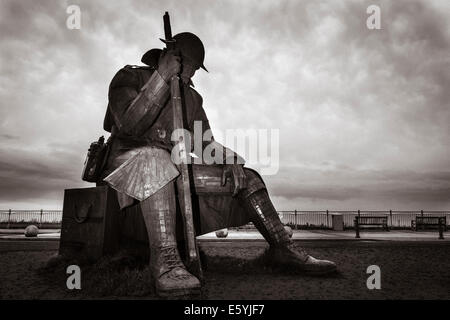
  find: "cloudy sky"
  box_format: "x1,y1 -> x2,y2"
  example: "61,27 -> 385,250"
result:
0,0 -> 449,210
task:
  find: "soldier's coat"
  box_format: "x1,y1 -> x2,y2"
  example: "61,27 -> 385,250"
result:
102,65 -> 256,235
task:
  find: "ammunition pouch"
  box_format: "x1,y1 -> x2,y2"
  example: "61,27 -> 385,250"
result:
81,136 -> 110,183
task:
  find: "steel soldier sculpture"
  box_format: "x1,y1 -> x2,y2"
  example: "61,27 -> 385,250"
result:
99,15 -> 337,297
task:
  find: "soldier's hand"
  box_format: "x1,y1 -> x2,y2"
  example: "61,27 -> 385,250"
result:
157,49 -> 181,82
222,164 -> 248,197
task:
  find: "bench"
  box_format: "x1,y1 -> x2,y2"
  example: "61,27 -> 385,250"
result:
354,216 -> 389,238
411,216 -> 447,237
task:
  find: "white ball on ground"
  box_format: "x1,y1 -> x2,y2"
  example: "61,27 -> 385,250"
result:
215,228 -> 228,238
284,225 -> 293,238
25,225 -> 39,237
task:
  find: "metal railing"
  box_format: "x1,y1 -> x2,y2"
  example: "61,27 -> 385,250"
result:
0,210 -> 62,227
279,210 -> 329,229
278,210 -> 450,229
1,209 -> 449,229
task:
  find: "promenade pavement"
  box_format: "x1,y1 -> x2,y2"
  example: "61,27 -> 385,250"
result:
0,228 -> 447,242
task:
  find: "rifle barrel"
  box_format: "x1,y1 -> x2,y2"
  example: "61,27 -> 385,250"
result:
163,12 -> 173,42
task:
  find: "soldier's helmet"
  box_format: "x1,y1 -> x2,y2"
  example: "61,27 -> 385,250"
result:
141,48 -> 162,68
161,32 -> 208,72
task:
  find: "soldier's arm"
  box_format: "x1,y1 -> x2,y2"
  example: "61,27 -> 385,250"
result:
108,68 -> 170,137
109,50 -> 180,137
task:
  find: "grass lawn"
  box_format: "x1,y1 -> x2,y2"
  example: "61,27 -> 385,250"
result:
0,242 -> 449,299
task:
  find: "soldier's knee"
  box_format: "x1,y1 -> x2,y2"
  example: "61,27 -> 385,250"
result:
242,168 -> 266,198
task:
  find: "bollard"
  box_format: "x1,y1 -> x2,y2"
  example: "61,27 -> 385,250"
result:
326,210 -> 329,229
7,209 -> 11,229
355,218 -> 360,238
438,218 -> 444,240
294,210 -> 298,229
40,209 -> 43,228
389,210 -> 392,228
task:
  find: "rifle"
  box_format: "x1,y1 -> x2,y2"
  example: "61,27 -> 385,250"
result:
163,11 -> 203,280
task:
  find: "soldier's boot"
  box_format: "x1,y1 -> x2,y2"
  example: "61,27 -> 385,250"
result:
240,175 -> 337,275
141,182 -> 201,297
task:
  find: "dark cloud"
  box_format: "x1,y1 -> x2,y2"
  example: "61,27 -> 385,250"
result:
266,166 -> 450,210
0,0 -> 449,209
0,134 -> 20,140
0,145 -> 88,203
